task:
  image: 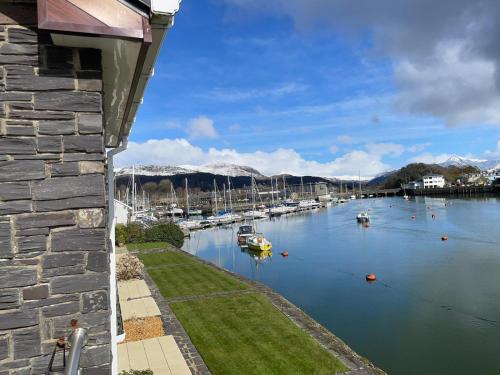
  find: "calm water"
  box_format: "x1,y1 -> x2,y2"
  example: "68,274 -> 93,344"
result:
182,197 -> 500,375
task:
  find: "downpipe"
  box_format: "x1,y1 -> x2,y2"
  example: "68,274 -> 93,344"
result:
64,328 -> 87,375
106,138 -> 128,375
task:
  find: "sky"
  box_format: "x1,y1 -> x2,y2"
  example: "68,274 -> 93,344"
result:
115,0 -> 500,178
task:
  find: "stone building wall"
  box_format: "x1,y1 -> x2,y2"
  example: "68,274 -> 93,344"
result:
0,5 -> 112,375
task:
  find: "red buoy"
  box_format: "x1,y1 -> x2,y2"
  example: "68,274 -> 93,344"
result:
281,251 -> 289,257
366,274 -> 377,282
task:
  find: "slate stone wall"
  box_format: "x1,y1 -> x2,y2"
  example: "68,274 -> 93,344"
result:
0,4 -> 111,375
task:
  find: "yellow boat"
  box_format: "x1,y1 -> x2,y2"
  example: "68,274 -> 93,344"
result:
246,234 -> 272,251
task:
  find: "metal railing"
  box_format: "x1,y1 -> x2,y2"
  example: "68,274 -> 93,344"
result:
64,328 -> 87,375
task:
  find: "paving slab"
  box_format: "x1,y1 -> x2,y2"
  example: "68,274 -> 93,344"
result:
120,296 -> 161,320
118,279 -> 151,301
118,336 -> 191,375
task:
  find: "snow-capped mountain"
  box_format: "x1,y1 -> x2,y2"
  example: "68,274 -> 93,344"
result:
115,165 -> 195,177
115,163 -> 266,178
180,163 -> 266,178
439,155 -> 500,171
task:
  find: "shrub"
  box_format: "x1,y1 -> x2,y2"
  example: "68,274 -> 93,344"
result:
116,254 -> 144,281
144,223 -> 184,248
126,222 -> 145,243
115,224 -> 127,245
120,370 -> 153,375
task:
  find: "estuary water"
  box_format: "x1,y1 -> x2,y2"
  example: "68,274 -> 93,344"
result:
182,197 -> 500,375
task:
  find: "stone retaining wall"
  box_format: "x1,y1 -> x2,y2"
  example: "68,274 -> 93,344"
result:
0,3 -> 111,374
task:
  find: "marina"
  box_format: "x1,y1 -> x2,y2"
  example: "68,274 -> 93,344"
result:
182,196 -> 500,375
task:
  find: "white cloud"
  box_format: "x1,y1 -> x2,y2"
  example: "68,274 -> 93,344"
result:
395,41 -> 500,126
186,116 -> 218,139
115,138 -> 401,178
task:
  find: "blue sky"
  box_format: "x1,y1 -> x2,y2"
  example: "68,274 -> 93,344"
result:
116,0 -> 500,178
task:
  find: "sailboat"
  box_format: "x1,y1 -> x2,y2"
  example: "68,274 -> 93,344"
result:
356,172 -> 370,223
178,178 -> 202,230
245,175 -> 273,251
243,176 -> 268,219
402,178 -> 409,200
166,182 -> 183,216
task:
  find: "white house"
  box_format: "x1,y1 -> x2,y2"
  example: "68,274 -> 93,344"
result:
114,199 -> 132,225
423,175 -> 446,188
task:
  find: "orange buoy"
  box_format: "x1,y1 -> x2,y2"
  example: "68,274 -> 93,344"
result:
366,274 -> 377,282
281,251 -> 289,257
441,235 -> 448,241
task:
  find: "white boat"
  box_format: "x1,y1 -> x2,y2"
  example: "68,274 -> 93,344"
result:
188,209 -> 203,216
298,200 -> 320,210
246,234 -> 272,251
350,195 -> 357,200
166,203 -> 183,216
243,210 -> 268,219
178,219 -> 202,230
356,212 -> 370,223
403,195 -> 409,200
237,225 -> 255,245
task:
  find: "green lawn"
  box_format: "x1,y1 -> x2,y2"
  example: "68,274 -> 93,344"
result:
172,294 -> 348,375
141,251 -> 348,375
126,242 -> 170,252
139,253 -> 248,298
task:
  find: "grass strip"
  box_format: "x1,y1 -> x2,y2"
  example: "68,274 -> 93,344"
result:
171,294 -> 348,375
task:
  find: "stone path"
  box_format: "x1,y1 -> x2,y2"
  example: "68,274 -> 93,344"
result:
118,336 -> 191,375
117,274 -> 196,374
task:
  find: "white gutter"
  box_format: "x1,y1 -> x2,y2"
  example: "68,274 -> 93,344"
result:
106,137 -> 128,375
151,0 -> 181,15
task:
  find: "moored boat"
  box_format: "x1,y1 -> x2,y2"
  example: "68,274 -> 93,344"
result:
237,225 -> 255,245
356,211 -> 370,223
246,234 -> 272,251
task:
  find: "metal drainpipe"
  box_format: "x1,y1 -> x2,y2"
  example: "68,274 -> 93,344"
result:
64,328 -> 87,375
106,137 -> 129,375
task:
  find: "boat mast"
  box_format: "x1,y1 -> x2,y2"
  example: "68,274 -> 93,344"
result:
227,176 -> 233,212
359,171 -> 362,197
270,177 -> 274,205
283,175 -> 287,201
185,178 -> 189,219
223,183 -> 227,212
301,176 -> 304,199
213,179 -> 218,214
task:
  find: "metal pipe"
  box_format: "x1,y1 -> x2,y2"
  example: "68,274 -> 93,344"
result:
64,328 -> 87,375
107,137 -> 129,375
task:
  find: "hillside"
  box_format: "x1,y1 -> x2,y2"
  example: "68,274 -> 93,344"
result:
115,171 -> 336,193
375,163 -> 480,189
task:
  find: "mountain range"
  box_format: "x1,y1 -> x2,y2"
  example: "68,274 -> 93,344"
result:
115,156 -> 500,192
115,163 -> 266,178
439,155 -> 500,171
